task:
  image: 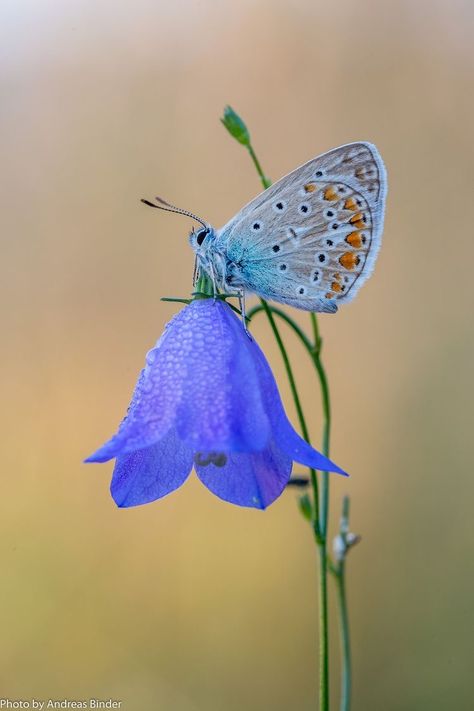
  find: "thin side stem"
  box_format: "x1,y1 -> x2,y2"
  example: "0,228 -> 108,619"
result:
311,310 -> 331,711
258,300 -> 320,533
310,311 -> 331,709
335,562 -> 351,711
259,301 -> 308,441
310,312 -> 320,350
248,304 -> 313,353
310,313 -> 331,537
329,495 -> 353,711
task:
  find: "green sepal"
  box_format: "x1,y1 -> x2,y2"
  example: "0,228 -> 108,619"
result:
161,297 -> 192,305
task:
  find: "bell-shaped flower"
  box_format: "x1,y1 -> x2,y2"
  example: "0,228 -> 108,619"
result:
85,299 -> 346,509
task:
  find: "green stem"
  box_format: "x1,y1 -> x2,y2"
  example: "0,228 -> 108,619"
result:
248,304 -> 313,352
258,302 -> 308,441
314,364 -> 330,537
247,144 -> 271,189
249,302 -> 330,711
310,312 -> 320,350
319,542 -> 329,711
309,313 -> 331,536
311,318 -> 331,711
258,300 -> 320,535
310,313 -> 331,711
227,122 -> 332,710
335,562 -> 351,711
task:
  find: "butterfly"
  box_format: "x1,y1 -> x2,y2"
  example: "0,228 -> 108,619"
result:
143,142 -> 387,317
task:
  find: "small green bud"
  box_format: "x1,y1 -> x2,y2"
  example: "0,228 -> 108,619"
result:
298,493 -> 313,522
221,105 -> 250,146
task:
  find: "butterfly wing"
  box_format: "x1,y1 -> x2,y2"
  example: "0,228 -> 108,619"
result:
214,142 -> 387,312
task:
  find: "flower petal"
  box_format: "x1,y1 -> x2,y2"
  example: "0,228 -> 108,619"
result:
86,300 -> 271,463
249,335 -> 347,476
195,441 -> 292,509
110,428 -> 194,507
85,312 -> 191,462
175,300 -> 270,452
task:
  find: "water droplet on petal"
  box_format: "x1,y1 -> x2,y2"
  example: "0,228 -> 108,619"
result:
146,349 -> 157,366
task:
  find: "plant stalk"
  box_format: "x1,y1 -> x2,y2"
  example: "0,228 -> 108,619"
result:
225,115 -> 336,711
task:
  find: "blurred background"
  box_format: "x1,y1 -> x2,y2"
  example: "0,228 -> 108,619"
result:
1,0 -> 473,708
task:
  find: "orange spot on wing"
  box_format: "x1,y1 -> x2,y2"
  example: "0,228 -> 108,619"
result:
331,282 -> 342,293
349,212 -> 368,229
333,273 -> 341,281
339,252 -> 360,270
304,183 -> 317,192
324,186 -> 338,201
344,197 -> 358,211
345,231 -> 363,248
325,292 -> 334,299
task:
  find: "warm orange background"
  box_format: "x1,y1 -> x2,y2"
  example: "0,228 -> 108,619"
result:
1,1 -> 473,709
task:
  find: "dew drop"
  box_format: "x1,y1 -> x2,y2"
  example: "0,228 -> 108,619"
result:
146,350 -> 156,366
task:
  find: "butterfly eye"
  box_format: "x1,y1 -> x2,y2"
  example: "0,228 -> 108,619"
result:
196,228 -> 208,246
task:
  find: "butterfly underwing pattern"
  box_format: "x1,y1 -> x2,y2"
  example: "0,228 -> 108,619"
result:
189,142 -> 387,313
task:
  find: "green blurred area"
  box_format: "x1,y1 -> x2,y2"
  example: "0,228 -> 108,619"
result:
1,0 -> 473,708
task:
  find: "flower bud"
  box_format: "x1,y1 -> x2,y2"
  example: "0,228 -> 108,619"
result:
298,493 -> 313,522
221,106 -> 250,146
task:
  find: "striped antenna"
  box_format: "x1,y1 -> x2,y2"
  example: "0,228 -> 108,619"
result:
140,196 -> 208,229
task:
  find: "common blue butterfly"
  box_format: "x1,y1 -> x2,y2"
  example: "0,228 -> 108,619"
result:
144,142 -> 387,315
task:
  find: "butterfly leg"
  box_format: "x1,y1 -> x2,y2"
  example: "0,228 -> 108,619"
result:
208,262 -> 218,299
192,257 -> 199,287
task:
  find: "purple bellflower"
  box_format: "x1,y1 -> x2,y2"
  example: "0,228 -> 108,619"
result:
86,299 -> 346,509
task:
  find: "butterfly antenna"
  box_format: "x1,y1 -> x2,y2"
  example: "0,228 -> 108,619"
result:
140,196 -> 208,229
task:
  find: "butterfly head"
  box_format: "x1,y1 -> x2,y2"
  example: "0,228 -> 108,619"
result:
189,224 -> 228,290
189,225 -> 215,255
